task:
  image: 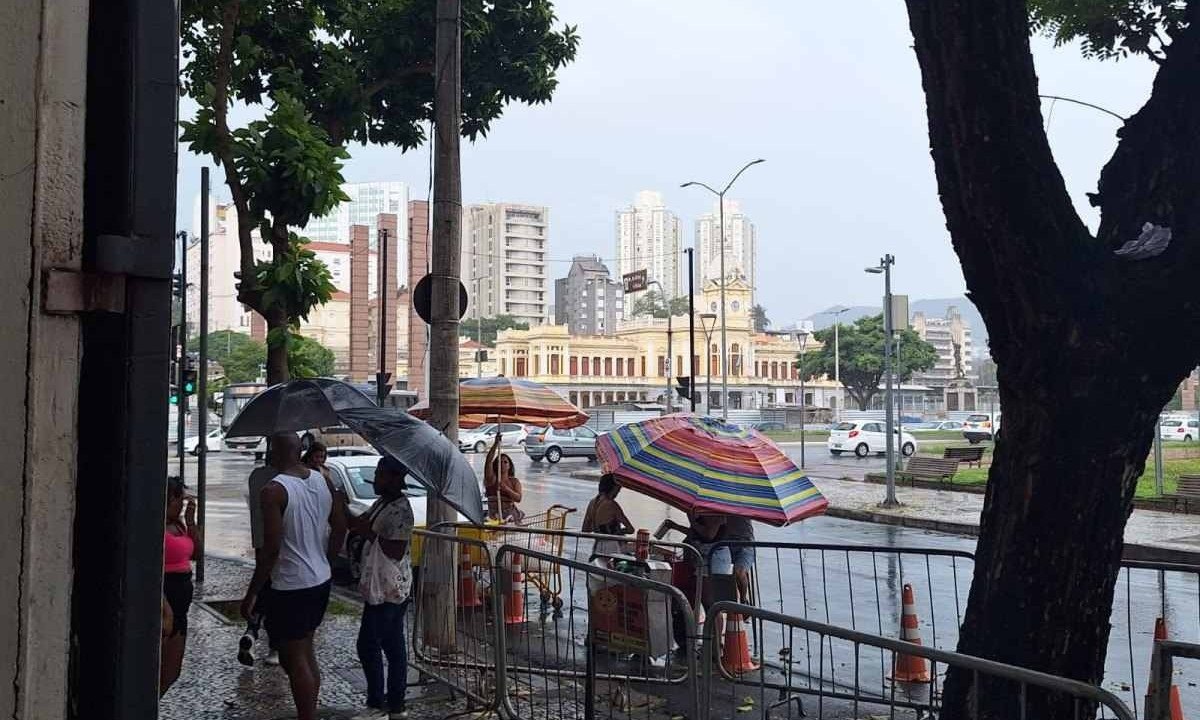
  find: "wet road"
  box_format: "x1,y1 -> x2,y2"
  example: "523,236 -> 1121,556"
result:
188,450 -> 1196,716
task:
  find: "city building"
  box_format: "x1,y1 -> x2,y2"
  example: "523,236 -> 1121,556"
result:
496,278 -> 838,410
554,255 -> 624,335
696,199 -> 756,299
462,202 -> 550,326
184,201 -> 271,337
615,191 -> 682,304
304,181 -> 409,280
911,307 -> 975,388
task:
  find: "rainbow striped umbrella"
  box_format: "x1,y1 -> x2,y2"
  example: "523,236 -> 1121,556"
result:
409,377 -> 588,429
597,415 -> 828,526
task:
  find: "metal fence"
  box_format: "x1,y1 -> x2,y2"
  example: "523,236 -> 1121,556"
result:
703,601 -> 1137,720
1147,639 -> 1200,720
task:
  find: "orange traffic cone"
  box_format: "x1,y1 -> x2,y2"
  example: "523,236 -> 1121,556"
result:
890,584 -> 931,683
721,613 -> 760,674
1170,687 -> 1185,720
458,554 -> 482,609
504,557 -> 525,625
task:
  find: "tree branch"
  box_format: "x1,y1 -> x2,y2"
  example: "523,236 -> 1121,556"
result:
904,0 -> 1092,362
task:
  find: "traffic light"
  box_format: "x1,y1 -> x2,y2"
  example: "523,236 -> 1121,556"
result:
675,376 -> 693,402
182,356 -> 198,395
169,385 -> 179,405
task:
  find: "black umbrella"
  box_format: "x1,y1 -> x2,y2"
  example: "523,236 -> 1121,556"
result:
336,406 -> 485,526
225,378 -> 376,438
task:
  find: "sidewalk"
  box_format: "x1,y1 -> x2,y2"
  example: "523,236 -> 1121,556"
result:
160,557 -> 468,720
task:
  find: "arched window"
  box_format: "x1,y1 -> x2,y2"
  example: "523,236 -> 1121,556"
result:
710,344 -> 719,376
730,343 -> 742,377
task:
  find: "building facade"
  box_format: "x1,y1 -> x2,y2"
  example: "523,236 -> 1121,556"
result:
554,255 -> 624,335
696,199 -> 756,299
304,181 -> 409,279
911,307 -> 975,388
185,202 -> 271,336
462,203 -> 550,326
615,191 -> 682,303
497,278 -> 838,411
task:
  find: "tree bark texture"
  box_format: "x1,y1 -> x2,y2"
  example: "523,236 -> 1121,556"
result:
904,1 -> 1200,717
421,0 -> 462,651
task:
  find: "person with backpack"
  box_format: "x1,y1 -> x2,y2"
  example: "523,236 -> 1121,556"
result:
352,456 -> 415,720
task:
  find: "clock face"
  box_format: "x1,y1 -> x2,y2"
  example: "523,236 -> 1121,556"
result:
710,301 -> 718,313
731,300 -> 741,312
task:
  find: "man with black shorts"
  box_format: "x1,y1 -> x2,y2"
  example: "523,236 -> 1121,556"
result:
242,433 -> 348,720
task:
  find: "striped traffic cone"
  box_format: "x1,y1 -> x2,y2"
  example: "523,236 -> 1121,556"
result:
457,554 -> 482,609
890,583 -> 931,683
721,613 -> 760,674
504,557 -> 525,625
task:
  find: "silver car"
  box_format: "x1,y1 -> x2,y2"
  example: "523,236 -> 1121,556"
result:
524,425 -> 600,464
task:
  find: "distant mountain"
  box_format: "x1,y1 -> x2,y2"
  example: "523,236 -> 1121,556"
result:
802,297 -> 990,355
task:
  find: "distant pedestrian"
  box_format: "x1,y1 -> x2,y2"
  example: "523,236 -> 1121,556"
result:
484,433 -> 524,522
161,476 -> 199,696
353,456 -> 416,720
582,474 -> 634,558
303,441 -> 331,481
241,433 -> 348,720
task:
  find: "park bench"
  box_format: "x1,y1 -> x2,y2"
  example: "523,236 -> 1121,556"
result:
943,446 -> 985,468
1166,475 -> 1200,513
901,456 -> 960,484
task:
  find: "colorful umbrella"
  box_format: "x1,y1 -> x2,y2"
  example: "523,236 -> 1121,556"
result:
408,377 -> 588,429
596,414 -> 828,527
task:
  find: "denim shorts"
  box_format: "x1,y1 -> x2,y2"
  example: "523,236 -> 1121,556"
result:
730,545 -> 756,571
707,546 -> 733,576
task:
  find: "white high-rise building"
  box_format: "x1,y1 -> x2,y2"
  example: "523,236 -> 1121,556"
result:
304,181 -> 409,281
696,199 -> 756,299
462,203 -> 550,326
615,191 -> 682,304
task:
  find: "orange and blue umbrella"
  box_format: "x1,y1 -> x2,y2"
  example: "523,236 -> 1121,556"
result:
597,414 -> 828,527
408,377 -> 588,429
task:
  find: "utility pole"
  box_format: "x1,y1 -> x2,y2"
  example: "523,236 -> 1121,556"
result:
176,231 -> 188,480
377,227 -> 392,406
881,255 -> 898,506
686,248 -> 696,412
717,198 -> 727,419
196,167 -> 210,584
424,0 -> 462,648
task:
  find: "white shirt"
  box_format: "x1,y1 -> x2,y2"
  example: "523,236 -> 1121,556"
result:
269,470 -> 333,591
368,495 -> 415,604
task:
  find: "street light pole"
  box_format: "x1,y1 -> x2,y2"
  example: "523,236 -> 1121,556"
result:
797,331 -> 808,469
682,158 -> 765,420
866,254 -> 898,507
832,306 -> 849,420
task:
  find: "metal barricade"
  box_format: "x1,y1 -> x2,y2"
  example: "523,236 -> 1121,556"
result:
1147,639 -> 1200,720
493,543 -> 700,720
703,601 -> 1137,720
410,530 -> 502,714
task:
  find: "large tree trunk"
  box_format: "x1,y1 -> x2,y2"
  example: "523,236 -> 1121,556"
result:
264,308 -> 290,385
903,1 -> 1200,716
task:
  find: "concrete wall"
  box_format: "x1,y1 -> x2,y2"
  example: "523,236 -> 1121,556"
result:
0,0 -> 89,715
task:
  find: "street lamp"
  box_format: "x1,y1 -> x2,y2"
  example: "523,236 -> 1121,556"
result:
795,330 -> 809,469
865,254 -> 899,507
682,158 -> 766,420
700,313 -> 717,414
829,306 -> 850,420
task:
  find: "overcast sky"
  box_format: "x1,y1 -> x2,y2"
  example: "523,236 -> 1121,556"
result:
176,0 -> 1157,324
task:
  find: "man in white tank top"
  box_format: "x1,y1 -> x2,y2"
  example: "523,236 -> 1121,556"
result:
241,432 -> 348,720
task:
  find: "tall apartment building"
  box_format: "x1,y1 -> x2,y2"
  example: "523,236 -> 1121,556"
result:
554,255 -> 624,335
462,203 -> 550,326
615,191 -> 682,304
184,201 -> 271,337
305,181 -> 409,283
696,199 -> 756,300
911,307 -> 975,388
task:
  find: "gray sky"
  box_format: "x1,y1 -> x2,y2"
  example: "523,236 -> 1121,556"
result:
176,0 -> 1156,324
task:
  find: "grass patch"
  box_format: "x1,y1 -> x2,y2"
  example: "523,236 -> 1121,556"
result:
916,441 -> 993,458
941,459 -> 1200,499
763,430 -> 830,443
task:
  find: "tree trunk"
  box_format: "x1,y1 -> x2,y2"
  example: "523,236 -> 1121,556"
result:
264,308 -> 290,385
902,2 -> 1200,716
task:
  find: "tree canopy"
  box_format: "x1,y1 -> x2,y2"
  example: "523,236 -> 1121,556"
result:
795,314 -> 937,411
192,330 -> 336,382
180,0 -> 578,382
750,304 -> 770,333
1028,0 -> 1187,61
630,290 -> 690,319
462,315 -> 530,347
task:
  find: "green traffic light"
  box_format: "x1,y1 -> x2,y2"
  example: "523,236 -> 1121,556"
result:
184,382 -> 196,393
170,395 -> 179,405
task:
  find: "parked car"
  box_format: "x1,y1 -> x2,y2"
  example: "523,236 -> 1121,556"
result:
301,425 -> 366,451
224,434 -> 266,460
908,420 -> 964,433
525,425 -> 601,463
827,421 -> 917,458
458,423 -> 528,453
751,421 -> 788,432
185,428 -> 224,456
962,414 -> 1000,444
1160,419 -> 1199,442
325,445 -> 379,457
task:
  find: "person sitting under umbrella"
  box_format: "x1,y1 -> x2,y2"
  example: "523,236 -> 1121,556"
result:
484,433 -> 524,522
582,474 -> 633,559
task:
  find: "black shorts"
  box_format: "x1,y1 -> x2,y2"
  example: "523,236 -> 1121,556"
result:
163,572 -> 194,637
263,580 -> 331,643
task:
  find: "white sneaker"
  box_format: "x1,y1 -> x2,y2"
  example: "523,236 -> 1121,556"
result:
264,650 -> 280,666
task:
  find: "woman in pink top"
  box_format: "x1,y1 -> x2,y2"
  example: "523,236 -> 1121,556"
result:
161,476 -> 199,696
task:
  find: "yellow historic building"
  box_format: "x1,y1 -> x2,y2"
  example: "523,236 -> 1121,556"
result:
494,278 -> 841,411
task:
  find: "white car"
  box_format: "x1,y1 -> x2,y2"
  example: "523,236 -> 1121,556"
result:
962,414 -> 1000,444
908,420 -> 964,433
1160,419 -> 1199,442
827,421 -> 917,458
185,428 -> 224,456
458,422 -> 529,453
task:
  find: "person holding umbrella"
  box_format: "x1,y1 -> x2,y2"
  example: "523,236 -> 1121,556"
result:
484,433 -> 524,522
